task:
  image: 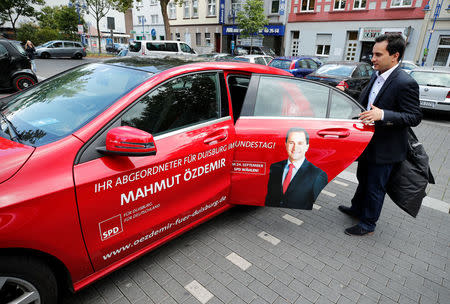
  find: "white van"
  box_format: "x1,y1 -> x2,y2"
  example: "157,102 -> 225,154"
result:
128,40 -> 197,57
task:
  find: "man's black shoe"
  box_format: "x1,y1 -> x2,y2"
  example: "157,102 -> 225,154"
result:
344,225 -> 374,236
338,205 -> 359,219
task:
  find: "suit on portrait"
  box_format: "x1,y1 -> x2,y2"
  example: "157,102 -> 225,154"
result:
265,159 -> 328,209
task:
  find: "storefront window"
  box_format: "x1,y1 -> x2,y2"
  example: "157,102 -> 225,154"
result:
196,33 -> 201,46
434,36 -> 450,67
205,33 -> 211,46
301,0 -> 315,11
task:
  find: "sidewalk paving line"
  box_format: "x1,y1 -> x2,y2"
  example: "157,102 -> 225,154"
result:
282,214 -> 304,225
226,252 -> 252,271
185,280 -> 214,304
333,180 -> 349,187
321,190 -> 336,197
338,170 -> 450,213
313,204 -> 322,210
257,231 -> 280,245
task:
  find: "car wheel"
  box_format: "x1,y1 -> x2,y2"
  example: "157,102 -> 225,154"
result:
74,53 -> 83,59
40,52 -> 50,59
12,75 -> 36,91
0,256 -> 58,304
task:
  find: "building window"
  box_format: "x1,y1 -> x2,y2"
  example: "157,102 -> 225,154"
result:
301,0 -> 315,11
334,0 -> 346,10
205,33 -> 211,46
294,6 -> 298,13
232,0 -> 243,13
271,0 -> 280,13
196,32 -> 201,46
150,0 -> 158,4
208,0 -> 216,16
184,1 -> 190,18
176,33 -> 181,41
316,34 -> 331,56
390,0 -> 412,7
151,15 -> 158,24
434,36 -> 450,66
169,2 -> 176,19
192,0 -> 198,17
353,0 -> 366,9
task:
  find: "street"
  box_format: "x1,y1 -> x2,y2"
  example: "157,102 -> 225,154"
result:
1,58 -> 449,304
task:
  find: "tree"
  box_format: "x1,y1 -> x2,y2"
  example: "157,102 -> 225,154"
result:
86,0 -> 112,53
236,0 -> 268,54
16,22 -> 60,45
37,6 -> 84,41
0,0 -> 44,33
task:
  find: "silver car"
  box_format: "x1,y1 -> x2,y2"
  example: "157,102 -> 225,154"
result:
35,40 -> 86,59
409,69 -> 450,113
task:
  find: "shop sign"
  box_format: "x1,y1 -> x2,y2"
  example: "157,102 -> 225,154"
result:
359,28 -> 382,41
223,25 -> 285,36
219,0 -> 225,24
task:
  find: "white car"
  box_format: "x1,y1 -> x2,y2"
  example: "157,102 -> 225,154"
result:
233,54 -> 273,65
409,69 -> 450,113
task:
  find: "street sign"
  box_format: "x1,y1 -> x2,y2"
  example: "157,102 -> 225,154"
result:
78,24 -> 84,34
151,28 -> 156,37
131,30 -> 136,34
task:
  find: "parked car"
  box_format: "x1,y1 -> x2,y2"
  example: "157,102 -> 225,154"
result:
106,43 -> 127,54
128,40 -> 197,57
35,40 -> 86,59
0,57 -> 374,304
305,61 -> 374,100
234,45 -> 276,57
0,39 -> 38,91
198,53 -> 233,61
409,69 -> 450,113
233,54 -> 273,65
268,56 -> 322,78
400,60 -> 419,72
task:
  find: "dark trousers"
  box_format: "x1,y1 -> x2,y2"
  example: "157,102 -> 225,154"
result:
351,160 -> 394,231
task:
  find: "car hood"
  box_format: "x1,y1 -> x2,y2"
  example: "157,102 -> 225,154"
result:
0,137 -> 34,183
305,73 -> 347,84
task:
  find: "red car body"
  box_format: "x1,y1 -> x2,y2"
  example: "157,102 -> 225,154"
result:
0,60 -> 373,302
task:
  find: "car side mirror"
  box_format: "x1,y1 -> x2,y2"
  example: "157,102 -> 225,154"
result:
96,126 -> 157,157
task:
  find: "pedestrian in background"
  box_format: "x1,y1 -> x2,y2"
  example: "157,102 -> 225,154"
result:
338,33 -> 422,236
25,40 -> 36,72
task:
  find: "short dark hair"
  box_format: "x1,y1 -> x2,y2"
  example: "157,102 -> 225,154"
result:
375,33 -> 406,61
286,127 -> 309,145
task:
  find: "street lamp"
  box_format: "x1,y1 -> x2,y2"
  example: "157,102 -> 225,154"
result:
138,16 -> 147,41
68,0 -> 87,45
421,0 -> 450,66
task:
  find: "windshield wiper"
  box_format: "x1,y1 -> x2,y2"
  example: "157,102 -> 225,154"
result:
0,112 -> 22,143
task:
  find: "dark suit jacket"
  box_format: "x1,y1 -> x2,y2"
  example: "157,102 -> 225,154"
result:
265,159 -> 328,209
359,66 -> 422,164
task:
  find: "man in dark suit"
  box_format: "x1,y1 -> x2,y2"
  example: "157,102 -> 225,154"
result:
265,127 -> 328,209
339,34 -> 422,236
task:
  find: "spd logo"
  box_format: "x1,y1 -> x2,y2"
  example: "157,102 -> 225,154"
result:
99,214 -> 123,241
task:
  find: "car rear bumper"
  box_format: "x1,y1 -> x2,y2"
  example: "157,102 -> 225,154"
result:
420,99 -> 450,112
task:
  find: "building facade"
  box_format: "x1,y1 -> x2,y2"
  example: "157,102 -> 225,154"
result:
132,0 -> 166,41
285,0 -> 426,62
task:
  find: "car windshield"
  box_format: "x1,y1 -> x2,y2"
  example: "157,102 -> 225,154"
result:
410,71 -> 450,87
234,57 -> 250,62
269,59 -> 291,69
0,63 -> 151,147
40,41 -> 53,47
315,64 -> 355,76
11,42 -> 27,56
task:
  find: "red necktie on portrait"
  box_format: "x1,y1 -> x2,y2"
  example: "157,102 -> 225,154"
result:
283,164 -> 294,194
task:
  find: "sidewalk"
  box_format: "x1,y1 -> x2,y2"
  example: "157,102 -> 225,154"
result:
62,121 -> 449,304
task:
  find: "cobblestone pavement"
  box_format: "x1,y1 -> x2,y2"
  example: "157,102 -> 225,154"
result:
62,121 -> 449,304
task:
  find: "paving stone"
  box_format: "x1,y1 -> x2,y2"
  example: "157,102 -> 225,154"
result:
227,279 -> 258,303
246,265 -> 274,285
140,278 -> 169,303
205,265 -> 234,286
248,279 -> 278,303
268,279 -> 300,303
366,279 -> 400,302
205,280 -> 236,304
309,279 -> 340,303
328,279 -> 360,302
348,279 -> 381,303
288,279 -> 320,303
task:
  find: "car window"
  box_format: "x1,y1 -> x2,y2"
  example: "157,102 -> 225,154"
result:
316,64 -> 354,76
307,59 -> 318,70
234,57 -> 250,62
180,43 -> 194,53
298,60 -> 308,69
65,42 -> 75,47
264,57 -> 272,64
0,44 -> 9,56
121,72 -> 223,135
0,63 -> 151,147
364,65 -> 374,76
268,59 -> 291,69
255,57 -> 266,65
253,76 -> 328,118
410,71 -> 450,87
329,90 -> 361,119
10,42 -> 27,56
53,42 -> 63,48
129,41 -> 141,52
352,66 -> 363,77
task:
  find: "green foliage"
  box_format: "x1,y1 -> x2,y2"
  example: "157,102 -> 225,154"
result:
0,0 -> 44,32
37,5 -> 84,40
16,22 -> 60,45
236,0 -> 268,38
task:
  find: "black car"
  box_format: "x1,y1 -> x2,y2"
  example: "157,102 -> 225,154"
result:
0,39 -> 38,91
305,61 -> 373,100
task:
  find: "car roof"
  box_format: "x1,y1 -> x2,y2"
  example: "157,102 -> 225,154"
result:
235,54 -> 269,58
409,68 -> 449,73
104,56 -> 292,75
272,56 -> 315,61
321,61 -> 367,66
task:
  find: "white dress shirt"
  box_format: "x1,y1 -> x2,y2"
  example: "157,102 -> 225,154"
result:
282,159 -> 304,185
367,63 -> 399,120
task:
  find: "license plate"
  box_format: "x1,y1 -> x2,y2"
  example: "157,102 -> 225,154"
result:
420,101 -> 435,108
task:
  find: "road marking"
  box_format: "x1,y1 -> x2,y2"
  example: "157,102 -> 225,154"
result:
226,252 -> 252,271
313,204 -> 322,210
333,180 -> 349,187
185,280 -> 214,304
321,190 -> 336,197
337,170 -> 358,184
258,231 -> 280,245
422,196 -> 450,213
282,214 -> 304,225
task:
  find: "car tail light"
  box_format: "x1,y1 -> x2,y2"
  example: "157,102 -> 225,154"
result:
337,80 -> 349,89
447,91 -> 450,99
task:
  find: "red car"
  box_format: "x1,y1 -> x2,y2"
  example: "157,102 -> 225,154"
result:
0,58 -> 373,303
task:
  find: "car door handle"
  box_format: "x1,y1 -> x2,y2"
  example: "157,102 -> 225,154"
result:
204,129 -> 228,145
317,128 -> 350,138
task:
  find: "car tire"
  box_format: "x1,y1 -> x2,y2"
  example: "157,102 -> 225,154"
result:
0,256 -> 58,304
40,52 -> 50,59
74,53 -> 83,59
12,75 -> 36,91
